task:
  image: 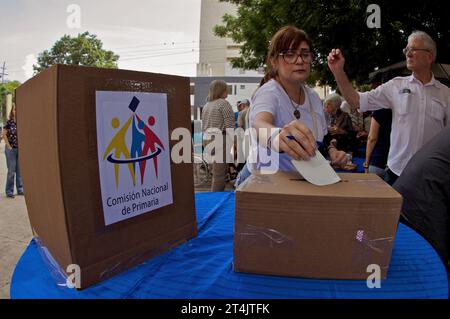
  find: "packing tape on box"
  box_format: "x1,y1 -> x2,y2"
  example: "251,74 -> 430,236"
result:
97,240 -> 175,281
34,238 -> 72,289
352,179 -> 389,188
99,78 -> 177,95
35,235 -> 179,289
235,224 -> 294,248
352,229 -> 394,271
235,225 -> 394,272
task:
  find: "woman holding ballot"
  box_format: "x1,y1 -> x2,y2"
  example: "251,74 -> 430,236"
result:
236,26 -> 347,186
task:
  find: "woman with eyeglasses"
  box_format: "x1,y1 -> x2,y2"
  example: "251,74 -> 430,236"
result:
235,26 -> 347,187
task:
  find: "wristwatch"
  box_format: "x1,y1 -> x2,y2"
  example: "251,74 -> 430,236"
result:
363,162 -> 369,168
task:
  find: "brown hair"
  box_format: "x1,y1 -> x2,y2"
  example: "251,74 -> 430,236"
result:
207,80 -> 228,102
261,26 -> 312,86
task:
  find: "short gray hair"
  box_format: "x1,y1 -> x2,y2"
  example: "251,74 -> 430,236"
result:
408,30 -> 437,61
323,93 -> 342,110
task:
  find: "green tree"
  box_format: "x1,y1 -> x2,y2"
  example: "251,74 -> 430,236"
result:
215,0 -> 450,87
33,32 -> 119,73
0,81 -> 21,123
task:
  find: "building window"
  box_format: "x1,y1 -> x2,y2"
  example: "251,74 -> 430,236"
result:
227,85 -> 233,95
240,85 -> 246,90
190,84 -> 195,95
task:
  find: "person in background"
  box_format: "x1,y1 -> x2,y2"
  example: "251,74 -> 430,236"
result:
3,104 -> 24,198
237,99 -> 251,130
236,99 -> 251,173
328,30 -> 450,185
363,111 -> 372,135
235,26 -> 347,187
393,125 -> 450,265
343,101 -> 364,135
364,109 -> 392,178
340,101 -> 369,156
201,80 -> 235,192
323,94 -> 353,152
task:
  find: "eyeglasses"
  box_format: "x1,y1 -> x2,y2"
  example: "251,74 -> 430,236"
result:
279,50 -> 314,64
402,47 -> 431,55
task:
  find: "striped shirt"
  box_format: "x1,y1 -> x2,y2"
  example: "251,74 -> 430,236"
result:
202,98 -> 235,134
349,109 -> 364,131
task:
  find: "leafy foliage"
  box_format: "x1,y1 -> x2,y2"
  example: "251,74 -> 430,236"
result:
215,0 -> 450,87
33,32 -> 119,73
0,81 -> 21,122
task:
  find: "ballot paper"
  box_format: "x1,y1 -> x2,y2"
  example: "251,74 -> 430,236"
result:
291,151 -> 341,186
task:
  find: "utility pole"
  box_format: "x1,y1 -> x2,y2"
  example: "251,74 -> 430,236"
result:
0,62 -> 8,84
0,61 -> 7,124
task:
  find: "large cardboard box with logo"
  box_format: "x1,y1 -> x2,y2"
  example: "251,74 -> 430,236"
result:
234,172 -> 402,280
15,65 -> 197,289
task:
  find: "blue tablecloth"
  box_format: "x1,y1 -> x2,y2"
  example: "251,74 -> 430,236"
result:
11,192 -> 448,299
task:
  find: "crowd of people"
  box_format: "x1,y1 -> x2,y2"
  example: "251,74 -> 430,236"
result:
197,26 -> 449,265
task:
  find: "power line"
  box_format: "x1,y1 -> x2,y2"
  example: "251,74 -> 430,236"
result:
113,40 -> 199,52
0,62 -> 8,84
119,45 -> 235,62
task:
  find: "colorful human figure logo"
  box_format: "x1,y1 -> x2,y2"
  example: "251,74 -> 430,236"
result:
136,114 -> 165,182
103,116 -> 136,187
103,96 -> 164,188
131,115 -> 146,174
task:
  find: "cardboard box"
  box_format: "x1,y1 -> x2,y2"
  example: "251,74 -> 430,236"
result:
15,65 -> 197,289
234,172 -> 402,280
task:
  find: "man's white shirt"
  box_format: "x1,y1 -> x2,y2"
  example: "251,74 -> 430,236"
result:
359,74 -> 450,176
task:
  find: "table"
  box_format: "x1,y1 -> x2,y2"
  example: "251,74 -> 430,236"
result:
11,192 -> 448,299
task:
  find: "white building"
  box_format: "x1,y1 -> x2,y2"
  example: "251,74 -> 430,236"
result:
192,0 -> 263,118
191,0 -> 331,120
196,0 -> 262,79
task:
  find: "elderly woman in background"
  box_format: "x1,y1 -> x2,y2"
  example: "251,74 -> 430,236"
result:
201,80 -> 235,192
324,94 -> 353,137
323,94 -> 353,152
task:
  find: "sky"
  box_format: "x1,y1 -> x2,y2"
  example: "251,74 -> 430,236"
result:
0,0 -> 202,83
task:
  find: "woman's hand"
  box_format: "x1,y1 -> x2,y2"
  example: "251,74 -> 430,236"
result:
273,120 -> 317,160
329,148 -> 347,165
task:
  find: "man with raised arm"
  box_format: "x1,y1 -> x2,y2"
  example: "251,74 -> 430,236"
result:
327,31 -> 450,185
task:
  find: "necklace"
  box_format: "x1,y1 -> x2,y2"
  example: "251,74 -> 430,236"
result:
279,81 -> 303,119
276,80 -> 319,139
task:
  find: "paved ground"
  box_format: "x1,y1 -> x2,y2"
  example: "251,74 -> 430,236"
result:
0,141 -> 33,299
0,140 -> 234,299
0,139 -> 445,298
